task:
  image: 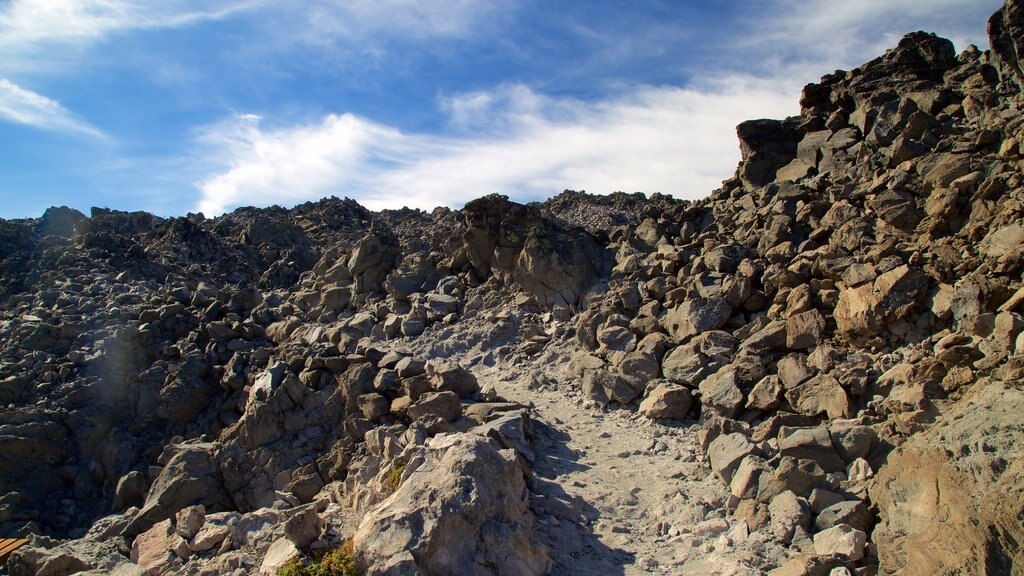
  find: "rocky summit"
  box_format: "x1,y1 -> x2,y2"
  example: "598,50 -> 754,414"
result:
3,2 -> 1024,576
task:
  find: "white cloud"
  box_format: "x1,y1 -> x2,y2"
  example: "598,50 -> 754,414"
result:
0,77 -> 105,137
741,0 -> 1002,79
192,77 -> 799,216
0,0 -> 255,70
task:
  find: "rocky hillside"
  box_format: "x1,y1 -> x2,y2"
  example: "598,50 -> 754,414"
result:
3,1 -> 1024,575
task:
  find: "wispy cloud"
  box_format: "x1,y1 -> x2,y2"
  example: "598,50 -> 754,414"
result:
293,0 -> 506,42
0,0 -> 256,70
192,77 -> 798,216
0,78 -> 105,137
740,0 -> 1001,78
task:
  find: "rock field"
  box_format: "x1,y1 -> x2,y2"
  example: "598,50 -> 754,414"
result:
3,1 -> 1024,574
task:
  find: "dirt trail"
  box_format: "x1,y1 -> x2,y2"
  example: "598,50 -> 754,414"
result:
407,312 -> 786,575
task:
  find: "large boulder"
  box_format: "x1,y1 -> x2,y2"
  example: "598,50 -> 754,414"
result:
353,434 -> 550,575
127,444 -> 232,536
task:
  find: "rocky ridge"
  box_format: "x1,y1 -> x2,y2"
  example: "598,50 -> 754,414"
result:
2,1 -> 1024,574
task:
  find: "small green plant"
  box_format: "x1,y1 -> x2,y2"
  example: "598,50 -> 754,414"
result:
277,541 -> 361,576
277,556 -> 307,576
384,464 -> 405,494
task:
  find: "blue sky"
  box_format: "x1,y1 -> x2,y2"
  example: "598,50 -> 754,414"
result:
0,0 -> 1002,219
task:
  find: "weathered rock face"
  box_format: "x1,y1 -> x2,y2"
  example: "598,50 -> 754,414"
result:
871,378 -> 1024,575
353,434 -> 550,576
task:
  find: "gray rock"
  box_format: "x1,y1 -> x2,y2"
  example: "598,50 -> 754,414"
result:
662,296 -> 732,342
284,507 -> 323,548
113,471 -> 148,512
407,391 -> 462,423
128,444 -> 232,536
828,424 -> 877,462
582,368 -> 641,405
778,427 -> 846,473
815,500 -> 872,533
428,360 -> 479,398
358,393 -> 391,421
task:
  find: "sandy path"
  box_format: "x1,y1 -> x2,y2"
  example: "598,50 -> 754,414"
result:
406,310 -> 784,574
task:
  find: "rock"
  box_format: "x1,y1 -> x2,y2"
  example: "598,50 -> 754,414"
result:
786,309 -> 826,349
358,393 -> 391,421
284,507 -> 323,548
596,324 -> 636,353
638,383 -> 692,420
758,457 -> 827,502
113,471 -> 148,512
989,0 -> 1024,88
834,264 -> 927,340
708,433 -> 757,484
618,351 -> 660,382
661,331 -> 736,386
736,118 -> 801,187
980,223 -> 1024,259
828,424 -> 877,462
471,409 -> 536,463
395,357 -> 426,378
777,427 -> 845,473
731,455 -> 771,500
354,434 -> 550,575
131,519 -> 182,575
128,444 -> 232,536
407,391 -> 462,423
174,505 -> 205,541
740,319 -> 789,354
808,489 -> 846,514
768,491 -> 810,545
777,354 -> 814,389
662,296 -> 732,341
428,360 -> 479,398
768,555 -> 844,576
699,365 -> 745,418
871,379 -> 1024,575
259,537 -> 300,576
814,500 -> 872,533
189,520 -> 232,553
9,548 -> 95,576
785,374 -> 849,420
747,375 -> 782,411
582,368 -> 641,405
401,318 -> 425,337
813,524 -> 866,561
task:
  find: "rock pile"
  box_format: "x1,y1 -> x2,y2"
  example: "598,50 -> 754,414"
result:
2,1 -> 1024,574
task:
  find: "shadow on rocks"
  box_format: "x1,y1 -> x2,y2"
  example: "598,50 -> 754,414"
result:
528,420 -> 632,576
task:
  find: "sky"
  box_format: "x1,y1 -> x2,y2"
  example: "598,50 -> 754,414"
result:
0,0 -> 1004,219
